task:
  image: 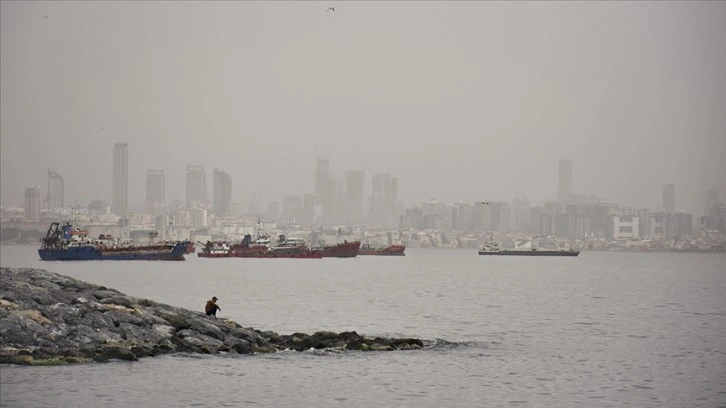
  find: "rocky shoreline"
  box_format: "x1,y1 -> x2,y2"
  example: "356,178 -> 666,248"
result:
0,267 -> 425,365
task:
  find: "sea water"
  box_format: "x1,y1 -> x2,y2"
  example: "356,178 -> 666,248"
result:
1,245 -> 725,408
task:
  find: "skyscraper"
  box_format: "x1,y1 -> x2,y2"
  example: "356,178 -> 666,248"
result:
186,165 -> 206,208
213,169 -> 232,216
705,188 -> 721,217
662,183 -> 675,213
247,192 -> 261,216
557,158 -> 573,203
314,157 -> 334,221
314,158 -> 331,195
47,170 -> 64,213
369,173 -> 399,225
24,186 -> 41,221
112,143 -> 129,216
345,169 -> 365,223
145,170 -> 165,214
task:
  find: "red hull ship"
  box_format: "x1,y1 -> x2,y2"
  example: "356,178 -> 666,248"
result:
358,244 -> 406,256
321,241 -> 361,258
197,241 -> 235,258
198,235 -> 322,259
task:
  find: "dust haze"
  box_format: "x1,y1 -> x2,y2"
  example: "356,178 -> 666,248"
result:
2,1 -> 725,214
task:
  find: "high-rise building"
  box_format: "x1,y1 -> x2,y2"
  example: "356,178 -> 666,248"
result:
112,143 -> 129,216
705,188 -> 721,216
47,170 -> 64,213
369,173 -> 399,225
557,158 -> 572,203
345,170 -> 364,223
145,170 -> 165,215
267,202 -> 279,221
213,169 -> 232,216
24,186 -> 41,221
247,192 -> 261,216
314,158 -> 331,195
662,183 -> 675,213
313,157 -> 335,221
282,195 -> 303,222
186,165 -> 206,208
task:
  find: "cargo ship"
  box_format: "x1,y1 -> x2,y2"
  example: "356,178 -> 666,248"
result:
197,241 -> 235,258
198,234 -> 322,259
38,222 -> 188,261
320,240 -> 361,258
358,244 -> 406,256
477,241 -> 579,257
248,234 -> 322,258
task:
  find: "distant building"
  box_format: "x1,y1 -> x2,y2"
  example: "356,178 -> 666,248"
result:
554,204 -> 591,239
87,199 -> 110,217
400,206 -> 425,230
267,202 -> 279,221
663,183 -> 675,214
487,201 -> 510,233
47,170 -> 64,213
24,186 -> 41,221
345,170 -> 364,223
247,192 -> 260,217
647,212 -> 667,238
510,197 -> 532,233
705,188 -> 721,217
471,201 -> 493,232
701,188 -> 724,234
557,158 -> 573,203
282,195 -> 303,223
421,199 -> 450,230
369,173 -> 399,226
213,169 -> 232,216
145,170 -> 165,215
186,165 -> 206,208
112,143 -> 129,216
314,158 -> 331,195
608,214 -> 639,240
666,212 -> 692,239
313,158 -> 335,222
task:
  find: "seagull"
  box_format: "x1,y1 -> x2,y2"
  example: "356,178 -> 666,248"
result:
327,7 -> 334,12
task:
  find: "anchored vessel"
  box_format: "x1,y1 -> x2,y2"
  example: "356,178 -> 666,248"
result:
38,222 -> 188,261
198,234 -> 322,259
478,240 -> 579,257
320,240 -> 361,258
358,244 -> 406,256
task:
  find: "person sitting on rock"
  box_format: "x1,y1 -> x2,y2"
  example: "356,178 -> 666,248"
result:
205,296 -> 221,317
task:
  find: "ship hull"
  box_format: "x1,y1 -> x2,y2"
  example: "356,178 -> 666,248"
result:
197,252 -> 235,258
234,251 -> 323,259
39,242 -> 188,261
358,245 -> 406,256
321,241 -> 361,258
198,246 -> 323,259
478,250 -> 580,257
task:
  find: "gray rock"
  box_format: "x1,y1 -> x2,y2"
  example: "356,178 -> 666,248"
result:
1,267 -> 426,365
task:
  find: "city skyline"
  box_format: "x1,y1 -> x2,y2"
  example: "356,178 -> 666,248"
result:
8,149 -> 720,221
2,2 -> 725,215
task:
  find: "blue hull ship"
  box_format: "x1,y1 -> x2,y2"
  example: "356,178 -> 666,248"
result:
38,222 -> 188,261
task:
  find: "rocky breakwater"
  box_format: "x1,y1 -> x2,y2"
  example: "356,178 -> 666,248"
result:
0,267 -> 425,365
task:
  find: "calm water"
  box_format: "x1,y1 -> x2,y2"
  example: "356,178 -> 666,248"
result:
1,244 -> 725,408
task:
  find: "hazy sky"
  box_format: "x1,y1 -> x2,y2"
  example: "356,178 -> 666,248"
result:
2,1 -> 725,215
